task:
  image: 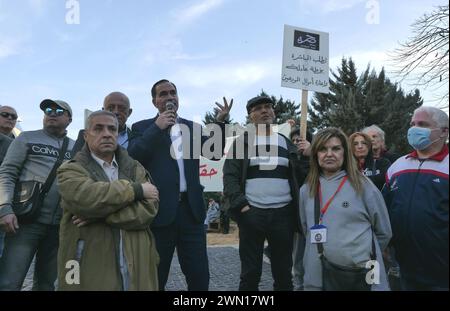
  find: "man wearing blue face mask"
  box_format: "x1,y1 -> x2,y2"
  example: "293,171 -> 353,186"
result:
383,106 -> 449,291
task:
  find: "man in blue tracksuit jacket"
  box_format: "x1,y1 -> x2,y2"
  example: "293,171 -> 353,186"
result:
128,79 -> 233,291
383,106 -> 448,291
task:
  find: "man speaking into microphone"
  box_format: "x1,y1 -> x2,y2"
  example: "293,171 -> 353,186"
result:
128,79 -> 233,291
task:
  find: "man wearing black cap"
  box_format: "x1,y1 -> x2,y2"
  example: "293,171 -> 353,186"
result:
0,99 -> 75,290
223,95 -> 307,291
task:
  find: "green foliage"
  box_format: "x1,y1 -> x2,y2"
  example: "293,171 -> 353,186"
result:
310,57 -> 423,154
202,108 -> 233,125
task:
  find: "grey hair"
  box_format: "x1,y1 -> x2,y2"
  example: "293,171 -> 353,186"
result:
85,110 -> 119,130
414,106 -> 449,128
362,124 -> 385,142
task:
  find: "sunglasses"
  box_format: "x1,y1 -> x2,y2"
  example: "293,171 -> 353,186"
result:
44,107 -> 66,117
0,112 -> 18,120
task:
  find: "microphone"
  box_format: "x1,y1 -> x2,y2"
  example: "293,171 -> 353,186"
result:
166,101 -> 176,112
165,101 -> 176,131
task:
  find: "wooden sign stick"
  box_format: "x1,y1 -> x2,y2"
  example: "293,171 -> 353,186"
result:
300,89 -> 308,140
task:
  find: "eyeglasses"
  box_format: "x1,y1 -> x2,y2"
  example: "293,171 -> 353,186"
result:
44,107 -> 66,117
0,112 -> 18,120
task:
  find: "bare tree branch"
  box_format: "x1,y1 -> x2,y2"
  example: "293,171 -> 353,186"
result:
389,5 -> 449,107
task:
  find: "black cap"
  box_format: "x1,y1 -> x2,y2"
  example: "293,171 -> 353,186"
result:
246,95 -> 273,114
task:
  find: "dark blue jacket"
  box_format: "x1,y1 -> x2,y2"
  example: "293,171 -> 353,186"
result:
128,116 -> 225,227
383,145 -> 449,288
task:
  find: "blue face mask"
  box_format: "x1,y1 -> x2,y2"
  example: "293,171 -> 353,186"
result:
407,127 -> 439,150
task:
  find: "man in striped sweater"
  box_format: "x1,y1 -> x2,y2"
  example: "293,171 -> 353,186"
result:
223,95 -> 307,291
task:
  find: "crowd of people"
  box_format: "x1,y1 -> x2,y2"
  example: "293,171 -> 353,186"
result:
0,80 -> 448,291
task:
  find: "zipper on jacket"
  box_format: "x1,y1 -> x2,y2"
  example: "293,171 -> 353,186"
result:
406,160 -> 425,236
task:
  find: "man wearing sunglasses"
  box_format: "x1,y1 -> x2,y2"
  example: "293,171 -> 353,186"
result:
0,105 -> 16,258
0,105 -> 18,139
0,99 -> 75,290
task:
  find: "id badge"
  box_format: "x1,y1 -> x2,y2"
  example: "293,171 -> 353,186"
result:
310,225 -> 327,244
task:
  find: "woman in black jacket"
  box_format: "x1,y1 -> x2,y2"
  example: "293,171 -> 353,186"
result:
349,132 -> 391,191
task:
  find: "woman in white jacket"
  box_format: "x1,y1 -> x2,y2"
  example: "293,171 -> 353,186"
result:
299,127 -> 392,291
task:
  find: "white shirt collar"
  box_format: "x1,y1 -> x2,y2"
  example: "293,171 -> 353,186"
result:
91,152 -> 118,169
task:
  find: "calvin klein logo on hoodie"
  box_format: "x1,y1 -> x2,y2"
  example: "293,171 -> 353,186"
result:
29,143 -> 72,160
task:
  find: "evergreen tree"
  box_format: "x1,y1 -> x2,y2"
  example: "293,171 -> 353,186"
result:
310,57 -> 423,154
202,107 -> 233,125
202,111 -> 217,125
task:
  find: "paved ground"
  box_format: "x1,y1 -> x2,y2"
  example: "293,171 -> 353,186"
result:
166,245 -> 274,291
22,245 -> 274,291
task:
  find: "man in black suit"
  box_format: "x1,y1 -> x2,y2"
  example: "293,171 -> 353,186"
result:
128,79 -> 232,291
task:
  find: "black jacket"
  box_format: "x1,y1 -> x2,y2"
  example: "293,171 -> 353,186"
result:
360,153 -> 391,191
382,149 -> 401,164
223,132 -> 307,232
128,117 -> 226,227
0,133 -> 12,165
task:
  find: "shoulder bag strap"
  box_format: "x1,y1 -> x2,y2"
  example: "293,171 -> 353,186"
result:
314,189 -> 324,256
41,137 -> 69,195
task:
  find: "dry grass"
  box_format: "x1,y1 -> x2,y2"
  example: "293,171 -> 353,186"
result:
206,222 -> 239,246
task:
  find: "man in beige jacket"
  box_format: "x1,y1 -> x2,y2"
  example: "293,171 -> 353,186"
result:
57,110 -> 159,290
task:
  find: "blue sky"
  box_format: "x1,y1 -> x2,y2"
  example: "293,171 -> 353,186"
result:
0,0 -> 448,139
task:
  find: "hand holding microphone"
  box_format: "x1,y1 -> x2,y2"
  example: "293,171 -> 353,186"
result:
155,101 -> 177,130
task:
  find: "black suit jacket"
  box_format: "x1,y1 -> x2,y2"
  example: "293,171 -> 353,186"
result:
128,116 -> 226,227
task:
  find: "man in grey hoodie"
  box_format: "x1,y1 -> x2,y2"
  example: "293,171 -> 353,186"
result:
0,99 -> 75,290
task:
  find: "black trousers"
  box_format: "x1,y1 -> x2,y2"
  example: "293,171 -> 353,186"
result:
152,198 -> 209,291
238,205 -> 294,291
220,211 -> 230,234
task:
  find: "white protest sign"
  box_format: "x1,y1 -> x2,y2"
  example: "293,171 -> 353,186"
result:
281,25 -> 329,94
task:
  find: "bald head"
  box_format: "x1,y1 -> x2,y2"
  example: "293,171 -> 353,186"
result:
102,92 -> 132,132
0,105 -> 18,136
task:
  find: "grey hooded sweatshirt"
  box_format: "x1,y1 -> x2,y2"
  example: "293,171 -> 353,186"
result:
0,129 -> 74,225
299,170 -> 392,291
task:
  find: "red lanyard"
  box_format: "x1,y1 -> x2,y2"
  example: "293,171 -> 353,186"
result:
318,176 -> 348,224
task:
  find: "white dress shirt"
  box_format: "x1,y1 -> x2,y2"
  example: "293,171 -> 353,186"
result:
170,122 -> 187,192
91,152 -> 129,291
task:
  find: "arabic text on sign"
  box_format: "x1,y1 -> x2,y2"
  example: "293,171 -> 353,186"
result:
199,164 -> 218,178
